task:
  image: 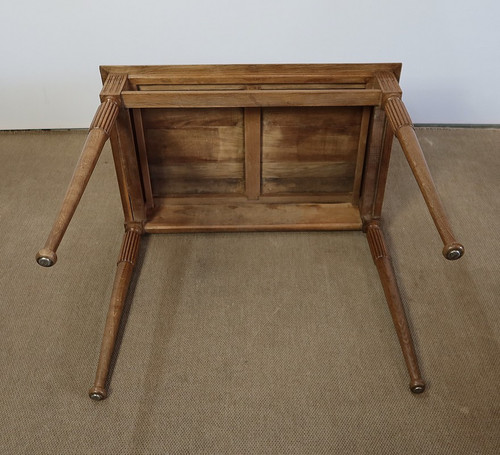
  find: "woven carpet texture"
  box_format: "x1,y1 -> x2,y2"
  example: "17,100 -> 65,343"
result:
0,128 -> 499,454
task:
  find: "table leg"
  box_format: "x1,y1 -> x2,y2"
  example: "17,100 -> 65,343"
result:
366,221 -> 425,393
89,227 -> 141,400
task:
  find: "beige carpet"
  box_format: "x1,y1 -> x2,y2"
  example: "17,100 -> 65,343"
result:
0,128 -> 499,454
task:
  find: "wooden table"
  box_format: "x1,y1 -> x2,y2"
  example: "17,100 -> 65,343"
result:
36,64 -> 464,400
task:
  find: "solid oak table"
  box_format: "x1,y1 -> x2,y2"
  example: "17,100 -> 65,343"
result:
36,64 -> 464,400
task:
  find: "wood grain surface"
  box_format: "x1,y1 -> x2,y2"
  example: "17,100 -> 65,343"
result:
35,64 -> 466,400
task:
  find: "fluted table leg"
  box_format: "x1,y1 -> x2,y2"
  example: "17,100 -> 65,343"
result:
376,71 -> 464,261
36,98 -> 120,267
366,221 -> 425,393
89,227 -> 141,400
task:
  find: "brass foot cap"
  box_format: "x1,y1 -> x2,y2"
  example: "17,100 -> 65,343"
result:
89,386 -> 107,401
410,381 -> 426,394
443,243 -> 464,261
36,249 -> 57,267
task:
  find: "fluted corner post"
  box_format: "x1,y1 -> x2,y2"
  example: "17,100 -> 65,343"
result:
36,74 -> 128,267
375,72 -> 464,261
89,225 -> 142,401
366,221 -> 425,394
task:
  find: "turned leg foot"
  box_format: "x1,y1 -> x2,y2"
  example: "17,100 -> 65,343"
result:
366,221 -> 425,394
89,227 -> 141,400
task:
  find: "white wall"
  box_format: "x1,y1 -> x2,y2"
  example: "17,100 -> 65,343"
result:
1,0 -> 499,129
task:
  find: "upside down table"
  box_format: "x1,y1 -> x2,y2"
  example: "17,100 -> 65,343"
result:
36,64 -> 464,400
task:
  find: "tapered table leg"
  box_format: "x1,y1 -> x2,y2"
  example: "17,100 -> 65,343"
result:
366,221 -> 425,393
36,98 -> 120,267
376,72 -> 464,261
89,227 -> 141,400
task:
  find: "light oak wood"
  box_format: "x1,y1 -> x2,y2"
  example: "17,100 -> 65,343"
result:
144,202 -> 362,233
89,227 -> 141,401
244,108 -> 262,200
359,106 -> 387,221
137,83 -> 366,91
153,193 -> 353,205
131,109 -> 154,210
376,72 -> 464,260
36,64 -> 464,399
351,107 -> 372,205
261,107 -> 361,196
143,108 -> 244,196
366,221 -> 425,393
100,63 -> 402,85
36,77 -> 124,267
121,89 -> 381,108
111,108 -> 147,222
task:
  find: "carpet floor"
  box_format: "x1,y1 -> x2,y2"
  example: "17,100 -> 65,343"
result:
0,128 -> 499,454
